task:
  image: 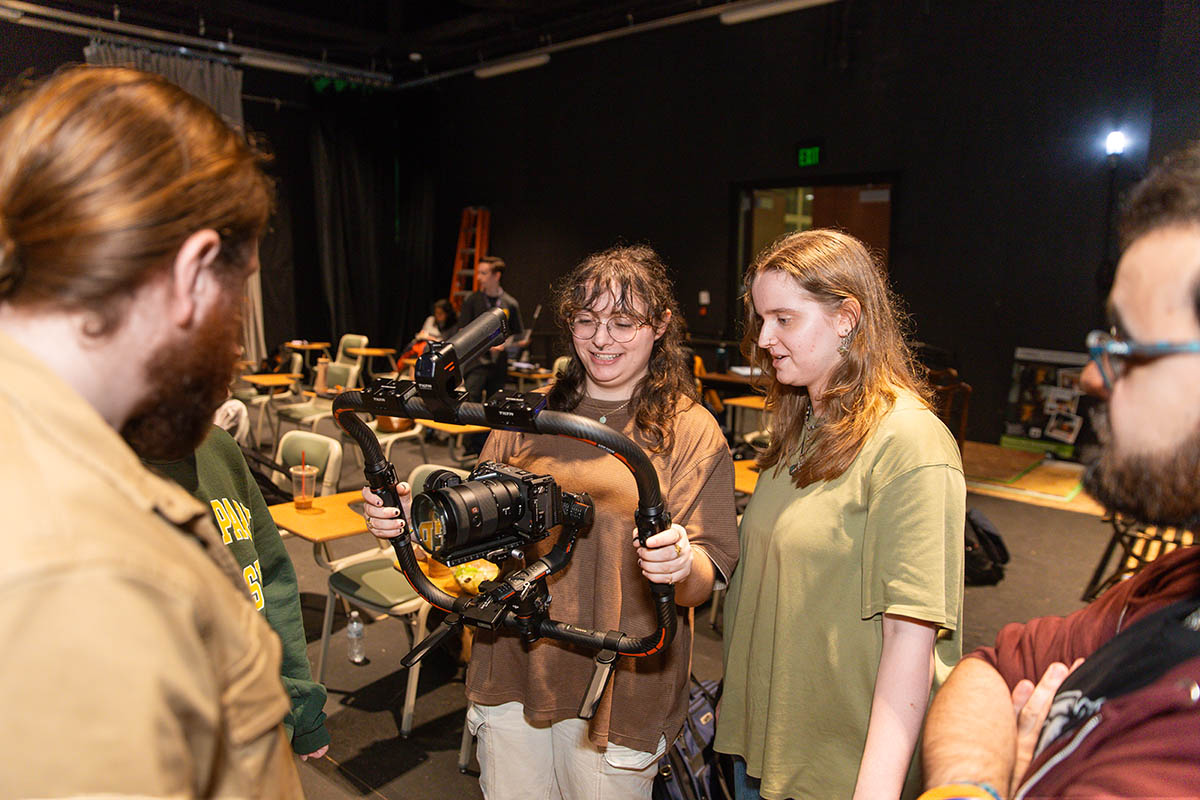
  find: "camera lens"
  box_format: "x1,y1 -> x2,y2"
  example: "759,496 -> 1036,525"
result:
412,476 -> 525,557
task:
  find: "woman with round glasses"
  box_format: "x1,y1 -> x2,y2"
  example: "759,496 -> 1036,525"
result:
714,230 -> 964,800
363,244 -> 738,798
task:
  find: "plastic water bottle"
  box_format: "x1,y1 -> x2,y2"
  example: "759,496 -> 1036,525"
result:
347,610 -> 365,664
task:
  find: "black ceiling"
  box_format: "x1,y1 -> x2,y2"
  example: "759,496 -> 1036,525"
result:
36,0 -> 737,82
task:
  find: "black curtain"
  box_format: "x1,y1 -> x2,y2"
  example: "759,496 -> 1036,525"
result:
309,89 -> 438,351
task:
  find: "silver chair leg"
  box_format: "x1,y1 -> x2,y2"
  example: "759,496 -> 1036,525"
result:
709,586 -> 724,629
400,602 -> 432,737
457,704 -> 475,773
317,589 -> 338,683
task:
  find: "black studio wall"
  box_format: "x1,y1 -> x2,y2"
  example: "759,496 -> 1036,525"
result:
3,0 -> 1198,442
427,0 -> 1195,441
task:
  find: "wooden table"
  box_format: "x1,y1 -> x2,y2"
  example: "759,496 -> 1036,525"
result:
241,372 -> 302,388
346,346 -> 398,379
723,394 -> 769,438
285,340 -> 332,378
269,490 -> 370,569
268,490 -> 478,598
733,459 -> 761,495
507,368 -> 556,391
417,418 -> 490,465
699,371 -> 764,390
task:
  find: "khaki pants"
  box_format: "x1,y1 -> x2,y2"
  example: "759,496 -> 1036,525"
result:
467,701 -> 665,800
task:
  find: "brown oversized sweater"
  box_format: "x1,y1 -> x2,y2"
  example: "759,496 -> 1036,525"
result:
466,395 -> 739,752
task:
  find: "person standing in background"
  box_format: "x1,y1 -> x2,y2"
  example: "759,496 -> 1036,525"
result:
459,256 -> 523,400
459,256 -> 523,454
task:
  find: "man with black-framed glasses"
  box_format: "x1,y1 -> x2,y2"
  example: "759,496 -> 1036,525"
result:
921,143 -> 1200,799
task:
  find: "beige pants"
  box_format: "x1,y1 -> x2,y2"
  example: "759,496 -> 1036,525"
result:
467,701 -> 665,800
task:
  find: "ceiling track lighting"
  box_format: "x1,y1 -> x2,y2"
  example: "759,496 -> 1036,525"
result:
474,54 -> 551,79
719,0 -> 840,25
0,0 -> 392,85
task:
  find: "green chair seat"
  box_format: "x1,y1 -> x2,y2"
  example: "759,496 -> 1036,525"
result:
328,557 -> 419,609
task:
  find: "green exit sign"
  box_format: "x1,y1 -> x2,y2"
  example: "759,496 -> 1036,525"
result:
797,145 -> 821,167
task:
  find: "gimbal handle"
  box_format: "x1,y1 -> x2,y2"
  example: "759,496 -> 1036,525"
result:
332,386 -> 678,658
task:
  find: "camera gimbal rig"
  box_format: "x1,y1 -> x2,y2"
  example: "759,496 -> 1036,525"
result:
331,307 -> 677,719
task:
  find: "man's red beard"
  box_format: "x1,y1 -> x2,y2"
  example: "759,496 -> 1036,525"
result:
122,295 -> 243,461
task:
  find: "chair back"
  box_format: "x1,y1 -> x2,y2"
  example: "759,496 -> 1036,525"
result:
927,368 -> 971,455
325,362 -> 361,391
552,355 -> 571,379
335,333 -> 369,367
273,430 -> 343,496
692,354 -> 724,413
407,463 -> 471,497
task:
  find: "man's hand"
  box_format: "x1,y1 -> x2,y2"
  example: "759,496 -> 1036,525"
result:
299,744 -> 329,761
1008,658 -> 1083,789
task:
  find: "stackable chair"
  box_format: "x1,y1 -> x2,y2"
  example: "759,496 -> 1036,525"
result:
233,351 -> 303,448
272,362 -> 362,442
316,462 -> 470,737
270,430 -> 343,498
334,333 -> 368,372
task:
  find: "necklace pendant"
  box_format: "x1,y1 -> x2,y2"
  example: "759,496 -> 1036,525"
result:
599,415 -> 608,424
1185,607 -> 1200,631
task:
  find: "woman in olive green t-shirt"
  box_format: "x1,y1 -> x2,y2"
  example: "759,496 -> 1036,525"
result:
715,230 -> 965,800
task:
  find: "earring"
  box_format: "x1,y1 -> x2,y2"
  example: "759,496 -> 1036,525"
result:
837,333 -> 851,355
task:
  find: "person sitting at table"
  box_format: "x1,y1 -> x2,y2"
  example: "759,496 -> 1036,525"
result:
140,425 -> 332,762
415,298 -> 459,343
362,243 -> 739,799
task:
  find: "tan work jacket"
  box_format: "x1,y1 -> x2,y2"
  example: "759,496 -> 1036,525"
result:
0,331 -> 302,798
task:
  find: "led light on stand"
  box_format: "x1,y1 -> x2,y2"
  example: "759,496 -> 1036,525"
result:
1106,131 -> 1127,156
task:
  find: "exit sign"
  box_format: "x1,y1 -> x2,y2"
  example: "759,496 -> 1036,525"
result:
795,139 -> 824,168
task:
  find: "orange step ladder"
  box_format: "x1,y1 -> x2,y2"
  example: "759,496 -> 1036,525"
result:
448,207 -> 490,312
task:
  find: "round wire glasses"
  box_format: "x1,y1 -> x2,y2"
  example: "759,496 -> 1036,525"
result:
568,315 -> 646,343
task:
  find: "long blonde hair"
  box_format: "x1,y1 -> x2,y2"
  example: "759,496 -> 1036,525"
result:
742,230 -> 929,486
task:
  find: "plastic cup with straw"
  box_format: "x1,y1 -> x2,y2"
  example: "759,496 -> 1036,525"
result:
290,449 -> 318,510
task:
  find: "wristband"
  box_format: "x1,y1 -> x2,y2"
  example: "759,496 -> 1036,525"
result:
918,783 -> 1003,800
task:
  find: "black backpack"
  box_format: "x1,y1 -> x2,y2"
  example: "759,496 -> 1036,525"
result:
964,508 -> 1010,585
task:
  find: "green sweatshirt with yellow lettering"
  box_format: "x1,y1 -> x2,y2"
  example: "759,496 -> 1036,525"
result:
148,426 -> 331,755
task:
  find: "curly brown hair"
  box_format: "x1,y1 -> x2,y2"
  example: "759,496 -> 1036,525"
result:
547,244 -> 697,452
742,229 -> 930,486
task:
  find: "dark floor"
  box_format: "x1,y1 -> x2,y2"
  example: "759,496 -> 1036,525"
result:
277,422 -> 1116,799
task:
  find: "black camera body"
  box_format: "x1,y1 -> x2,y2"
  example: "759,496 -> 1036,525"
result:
411,460 -> 594,566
